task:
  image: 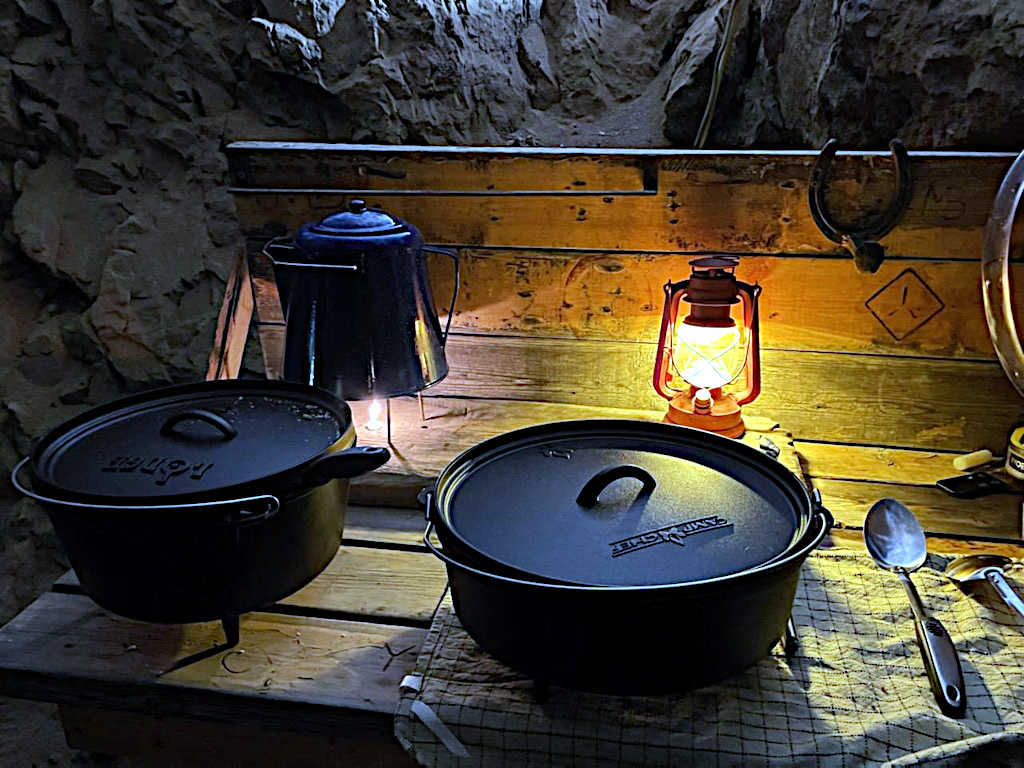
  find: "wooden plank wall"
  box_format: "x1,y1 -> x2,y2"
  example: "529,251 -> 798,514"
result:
226,144 -> 1024,536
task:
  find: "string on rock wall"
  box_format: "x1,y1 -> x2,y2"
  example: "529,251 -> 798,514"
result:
694,0 -> 745,149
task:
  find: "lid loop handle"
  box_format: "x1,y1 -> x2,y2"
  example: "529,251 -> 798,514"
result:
576,465 -> 656,507
160,409 -> 238,441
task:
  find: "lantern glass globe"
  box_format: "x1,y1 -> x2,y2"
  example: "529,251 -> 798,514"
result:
674,321 -> 744,390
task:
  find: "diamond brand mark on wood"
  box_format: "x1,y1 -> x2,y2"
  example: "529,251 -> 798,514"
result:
865,269 -> 945,341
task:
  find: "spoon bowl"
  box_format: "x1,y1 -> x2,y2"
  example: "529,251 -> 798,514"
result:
945,555 -> 1012,584
945,554 -> 1024,621
864,497 -> 927,572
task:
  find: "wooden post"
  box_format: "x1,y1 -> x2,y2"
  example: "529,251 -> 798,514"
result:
206,247 -> 255,381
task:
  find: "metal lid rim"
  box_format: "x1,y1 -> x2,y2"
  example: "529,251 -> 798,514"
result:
27,380 -> 354,506
432,419 -> 813,583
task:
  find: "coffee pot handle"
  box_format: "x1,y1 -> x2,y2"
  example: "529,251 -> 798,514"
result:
423,246 -> 460,347
261,235 -> 295,261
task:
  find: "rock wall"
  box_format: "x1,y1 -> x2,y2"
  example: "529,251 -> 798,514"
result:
669,0 -> 1024,148
0,1 -> 1020,761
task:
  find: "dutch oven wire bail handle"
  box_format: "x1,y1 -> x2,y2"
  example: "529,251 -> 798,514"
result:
422,246 -> 460,347
10,457 -> 280,526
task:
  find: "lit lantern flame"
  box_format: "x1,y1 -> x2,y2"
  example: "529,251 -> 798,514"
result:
366,399 -> 385,432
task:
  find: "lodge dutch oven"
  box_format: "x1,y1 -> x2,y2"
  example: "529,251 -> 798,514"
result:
423,419 -> 832,694
11,380 -> 389,626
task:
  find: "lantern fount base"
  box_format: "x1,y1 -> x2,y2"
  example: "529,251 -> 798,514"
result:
663,391 -> 745,439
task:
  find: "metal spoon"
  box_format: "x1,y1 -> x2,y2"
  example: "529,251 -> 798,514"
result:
864,499 -> 966,718
945,555 -> 1024,620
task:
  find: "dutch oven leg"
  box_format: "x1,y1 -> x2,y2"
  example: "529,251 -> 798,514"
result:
161,615 -> 242,674
222,615 -> 240,648
779,616 -> 799,658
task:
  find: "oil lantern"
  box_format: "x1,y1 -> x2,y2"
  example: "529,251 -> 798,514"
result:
652,257 -> 762,438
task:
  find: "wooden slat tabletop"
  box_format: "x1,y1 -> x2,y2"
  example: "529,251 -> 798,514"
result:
1,400 -> 1022,766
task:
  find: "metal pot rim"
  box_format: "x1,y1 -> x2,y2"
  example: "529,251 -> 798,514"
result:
424,505 -> 831,593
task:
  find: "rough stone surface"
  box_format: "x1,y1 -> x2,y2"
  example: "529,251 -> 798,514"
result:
667,0 -> 1024,147
0,0 -> 1020,763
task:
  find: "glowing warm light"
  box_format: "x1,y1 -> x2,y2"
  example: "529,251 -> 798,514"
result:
673,322 -> 744,390
366,399 -> 385,431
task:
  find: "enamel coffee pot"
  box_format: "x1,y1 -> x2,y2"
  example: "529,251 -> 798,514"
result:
264,200 -> 459,401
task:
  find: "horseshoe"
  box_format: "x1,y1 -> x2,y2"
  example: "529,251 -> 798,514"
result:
808,138 -> 912,273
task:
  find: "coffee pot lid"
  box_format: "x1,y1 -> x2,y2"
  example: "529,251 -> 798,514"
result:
309,199 -> 409,237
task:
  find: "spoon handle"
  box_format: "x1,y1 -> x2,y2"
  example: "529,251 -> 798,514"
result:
898,571 -> 967,718
985,569 -> 1024,620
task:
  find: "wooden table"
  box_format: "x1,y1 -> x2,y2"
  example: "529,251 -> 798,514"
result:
2,402 -> 1023,766
0,504 -> 444,766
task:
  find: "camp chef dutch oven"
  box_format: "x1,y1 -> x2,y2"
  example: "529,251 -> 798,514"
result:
422,420 -> 832,694
11,379 -> 389,628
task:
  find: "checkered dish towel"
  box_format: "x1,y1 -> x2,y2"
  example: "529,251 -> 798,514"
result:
395,549 -> 1024,767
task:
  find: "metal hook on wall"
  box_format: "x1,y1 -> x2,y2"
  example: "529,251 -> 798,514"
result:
808,138 -> 913,274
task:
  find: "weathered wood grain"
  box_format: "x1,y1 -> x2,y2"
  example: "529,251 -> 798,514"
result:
248,241 -> 285,325
654,153 -> 1018,259
55,546 -> 446,625
423,250 -> 1017,359
344,392 -> 1014,505
250,242 -> 1014,361
246,245 -> 286,379
282,547 -> 445,623
245,290 -> 1015,487
0,592 -> 423,732
227,147 -> 1022,258
348,397 -> 665,507
205,248 -> 253,381
244,243 -> 1023,453
254,321 -> 1023,456
421,335 -> 1024,450
814,478 -> 1019,539
798,442 -> 966,485
344,505 -> 431,546
60,705 -> 414,767
349,395 -> 781,472
227,147 -> 651,192
254,322 -> 285,381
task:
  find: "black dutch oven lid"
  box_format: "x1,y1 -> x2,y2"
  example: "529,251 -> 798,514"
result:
433,420 -> 813,587
27,380 -> 354,505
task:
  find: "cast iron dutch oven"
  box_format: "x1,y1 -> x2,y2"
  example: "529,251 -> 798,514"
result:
11,379 -> 389,624
422,419 -> 832,694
